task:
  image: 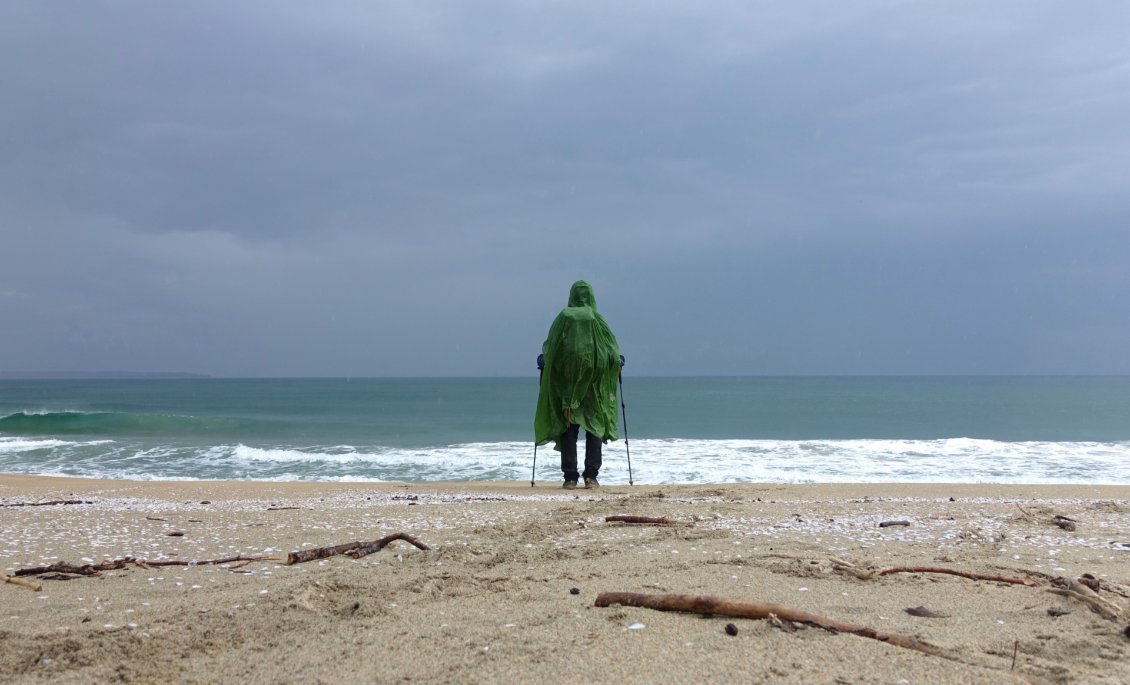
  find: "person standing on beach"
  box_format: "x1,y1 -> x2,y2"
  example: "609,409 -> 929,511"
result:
534,280 -> 623,489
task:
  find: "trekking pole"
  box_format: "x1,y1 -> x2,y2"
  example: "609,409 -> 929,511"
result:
531,362 -> 543,487
530,442 -> 538,487
618,370 -> 634,486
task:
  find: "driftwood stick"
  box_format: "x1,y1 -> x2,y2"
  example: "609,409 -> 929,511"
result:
1096,579 -> 1130,599
829,558 -> 877,580
596,592 -> 940,654
15,559 -> 131,577
14,555 -> 279,578
287,541 -> 371,565
605,515 -> 680,526
1051,515 -> 1077,531
4,575 -> 43,592
1046,588 -> 1120,621
287,533 -> 429,565
345,533 -> 430,558
595,592 -> 1057,685
0,499 -> 93,508
877,567 -> 1038,586
869,563 -> 1124,621
1047,578 -> 1122,620
142,555 -> 279,568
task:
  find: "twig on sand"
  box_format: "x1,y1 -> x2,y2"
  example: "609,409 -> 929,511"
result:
604,515 -> 684,526
1051,515 -> 1077,532
877,567 -> 1038,586
835,559 -> 1125,622
14,555 -> 280,579
4,575 -> 43,592
0,499 -> 93,508
1014,503 -> 1078,531
142,555 -> 280,568
345,533 -> 430,559
286,533 -> 430,565
832,560 -> 1038,586
596,591 -> 940,653
1047,578 -> 1122,620
16,559 -> 131,577
594,592 -> 1055,685
829,557 -> 877,580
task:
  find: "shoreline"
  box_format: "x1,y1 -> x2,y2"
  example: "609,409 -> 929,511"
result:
5,472 -> 1130,497
3,474 -> 1129,684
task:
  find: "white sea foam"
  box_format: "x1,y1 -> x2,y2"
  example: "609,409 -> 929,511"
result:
0,437 -> 112,453
0,438 -> 75,452
201,438 -> 1130,484
3,437 -> 1129,484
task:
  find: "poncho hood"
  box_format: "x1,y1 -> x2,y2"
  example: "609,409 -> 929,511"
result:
567,280 -> 597,308
534,281 -> 621,450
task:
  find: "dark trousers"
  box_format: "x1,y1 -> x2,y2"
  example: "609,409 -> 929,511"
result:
560,424 -> 602,481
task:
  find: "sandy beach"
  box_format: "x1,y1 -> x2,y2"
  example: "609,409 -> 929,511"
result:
2,475 -> 1129,684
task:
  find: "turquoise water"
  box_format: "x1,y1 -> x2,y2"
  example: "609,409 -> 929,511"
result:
2,376 -> 1129,484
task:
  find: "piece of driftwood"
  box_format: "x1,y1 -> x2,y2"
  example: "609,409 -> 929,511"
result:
878,520 -> 910,528
905,606 -> 949,618
267,506 -> 300,511
595,592 -> 942,655
1077,574 -> 1100,592
1094,578 -> 1130,598
286,533 -> 430,565
604,515 -> 680,526
0,499 -> 93,508
14,555 -> 280,578
829,557 -> 877,580
594,592 -> 1057,684
15,559 -> 131,577
840,558 -> 1126,623
1052,515 -> 1077,532
877,567 -> 1038,586
4,575 -> 43,592
144,555 -> 280,568
345,533 -> 430,559
1047,578 -> 1122,620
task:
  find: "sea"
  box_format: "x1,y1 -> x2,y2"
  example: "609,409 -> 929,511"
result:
1,376 -> 1129,485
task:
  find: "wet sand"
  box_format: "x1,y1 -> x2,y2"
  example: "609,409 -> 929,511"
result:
2,475 -> 1129,684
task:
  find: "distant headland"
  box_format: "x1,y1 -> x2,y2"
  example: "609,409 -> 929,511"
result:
0,371 -> 212,380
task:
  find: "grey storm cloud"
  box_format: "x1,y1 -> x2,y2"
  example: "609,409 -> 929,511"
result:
2,1 -> 1128,376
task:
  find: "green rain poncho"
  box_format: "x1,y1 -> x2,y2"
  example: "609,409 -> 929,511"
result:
534,281 -> 622,451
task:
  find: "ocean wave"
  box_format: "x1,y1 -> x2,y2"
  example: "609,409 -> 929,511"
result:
0,436 -> 114,453
2,437 -> 1129,484
0,410 -> 249,436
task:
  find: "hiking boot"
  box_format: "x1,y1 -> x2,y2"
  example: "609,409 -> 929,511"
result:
563,480 -> 578,490
583,476 -> 599,489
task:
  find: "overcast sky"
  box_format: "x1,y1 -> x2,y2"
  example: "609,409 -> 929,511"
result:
2,1 -> 1128,377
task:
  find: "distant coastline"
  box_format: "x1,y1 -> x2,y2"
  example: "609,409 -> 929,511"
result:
0,371 -> 211,380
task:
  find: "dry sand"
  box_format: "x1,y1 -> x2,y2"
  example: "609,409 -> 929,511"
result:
2,474 -> 1129,684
